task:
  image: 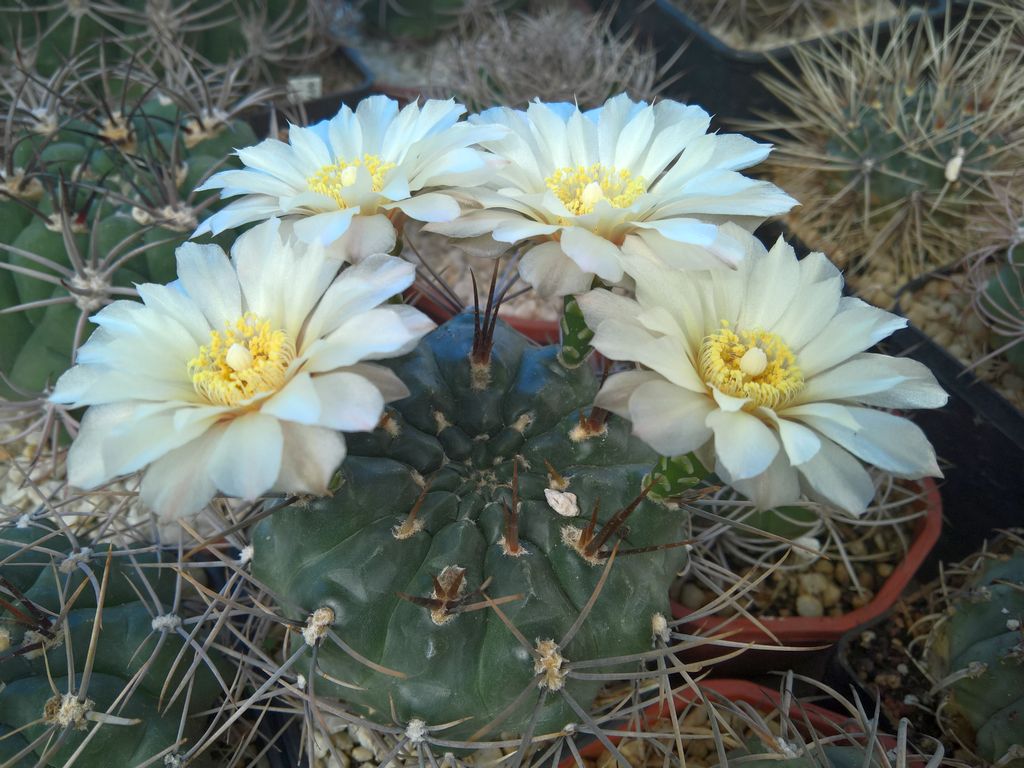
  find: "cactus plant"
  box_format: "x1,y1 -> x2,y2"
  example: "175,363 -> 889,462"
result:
0,0 -> 334,85
926,537 -> 1024,767
680,0 -> 863,48
750,8 -> 1024,283
972,227 -> 1024,375
251,312 -> 695,741
0,58 -> 254,403
430,5 -> 671,111
358,0 -> 525,40
0,521 -> 224,768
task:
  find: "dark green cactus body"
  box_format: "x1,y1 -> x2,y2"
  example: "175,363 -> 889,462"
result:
0,98 -> 248,399
979,244 -> 1024,373
253,315 -> 688,739
930,547 -> 1024,767
825,96 -> 995,216
0,525 -> 222,768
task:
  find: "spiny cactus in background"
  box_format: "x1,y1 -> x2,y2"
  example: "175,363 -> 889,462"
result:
750,7 -> 1024,283
971,217 -> 1024,375
429,5 -> 675,110
252,313 -> 696,741
0,522 -> 224,768
926,537 -> 1024,767
681,0 -> 859,47
357,0 -> 525,40
0,61 -> 255,402
0,0 -> 335,85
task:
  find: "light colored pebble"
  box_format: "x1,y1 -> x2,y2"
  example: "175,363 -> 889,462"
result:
796,594 -> 824,617
798,573 -> 829,596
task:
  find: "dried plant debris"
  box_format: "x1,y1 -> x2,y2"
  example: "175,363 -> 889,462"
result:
748,6 -> 1024,283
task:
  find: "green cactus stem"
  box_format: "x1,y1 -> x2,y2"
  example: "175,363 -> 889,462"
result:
252,314 -> 690,741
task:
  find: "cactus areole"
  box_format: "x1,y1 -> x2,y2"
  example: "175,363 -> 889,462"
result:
253,314 -> 690,739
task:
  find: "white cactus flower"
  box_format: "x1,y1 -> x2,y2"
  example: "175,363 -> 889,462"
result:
51,219 -> 433,520
428,93 -> 797,297
578,227 -> 947,515
193,95 -> 504,262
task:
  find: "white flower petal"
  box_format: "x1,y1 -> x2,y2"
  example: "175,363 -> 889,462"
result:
304,254 -> 416,343
798,353 -> 947,409
386,192 -> 460,222
718,448 -> 801,510
207,412 -> 283,499
797,297 -> 906,377
311,371 -> 386,431
333,214 -> 397,262
797,438 -> 875,515
261,372 -> 322,425
593,370 -> 663,417
559,227 -> 624,284
342,362 -> 411,402
767,413 -> 822,466
518,241 -> 592,297
274,423 -> 347,495
304,306 -> 433,372
293,208 -> 359,246
176,242 -> 242,330
706,409 -> 779,480
140,427 -> 221,520
796,406 -> 941,478
626,379 -> 714,456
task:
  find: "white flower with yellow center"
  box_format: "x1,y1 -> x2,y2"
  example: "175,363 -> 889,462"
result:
192,95 -> 504,261
427,94 -> 797,297
578,228 -> 947,515
51,219 -> 433,520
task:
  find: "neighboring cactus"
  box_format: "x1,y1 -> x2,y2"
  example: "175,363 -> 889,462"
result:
750,8 -> 1024,282
926,539 -> 1024,767
252,313 -> 694,741
0,60 -> 254,401
0,522 -> 223,768
430,5 -> 670,110
681,0 -> 852,47
0,0 -> 334,84
972,232 -> 1024,374
358,0 -> 524,40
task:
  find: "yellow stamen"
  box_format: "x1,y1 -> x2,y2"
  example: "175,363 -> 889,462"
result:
545,164 -> 646,216
189,313 -> 294,406
699,322 -> 804,409
307,153 -> 395,208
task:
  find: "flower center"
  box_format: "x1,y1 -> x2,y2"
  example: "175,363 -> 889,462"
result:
699,323 -> 804,409
188,313 -> 295,406
307,153 -> 395,208
545,164 -> 646,216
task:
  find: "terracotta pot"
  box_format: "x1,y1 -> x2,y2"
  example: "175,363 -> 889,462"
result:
405,285 -> 560,345
559,679 -> 858,767
673,478 -> 942,670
